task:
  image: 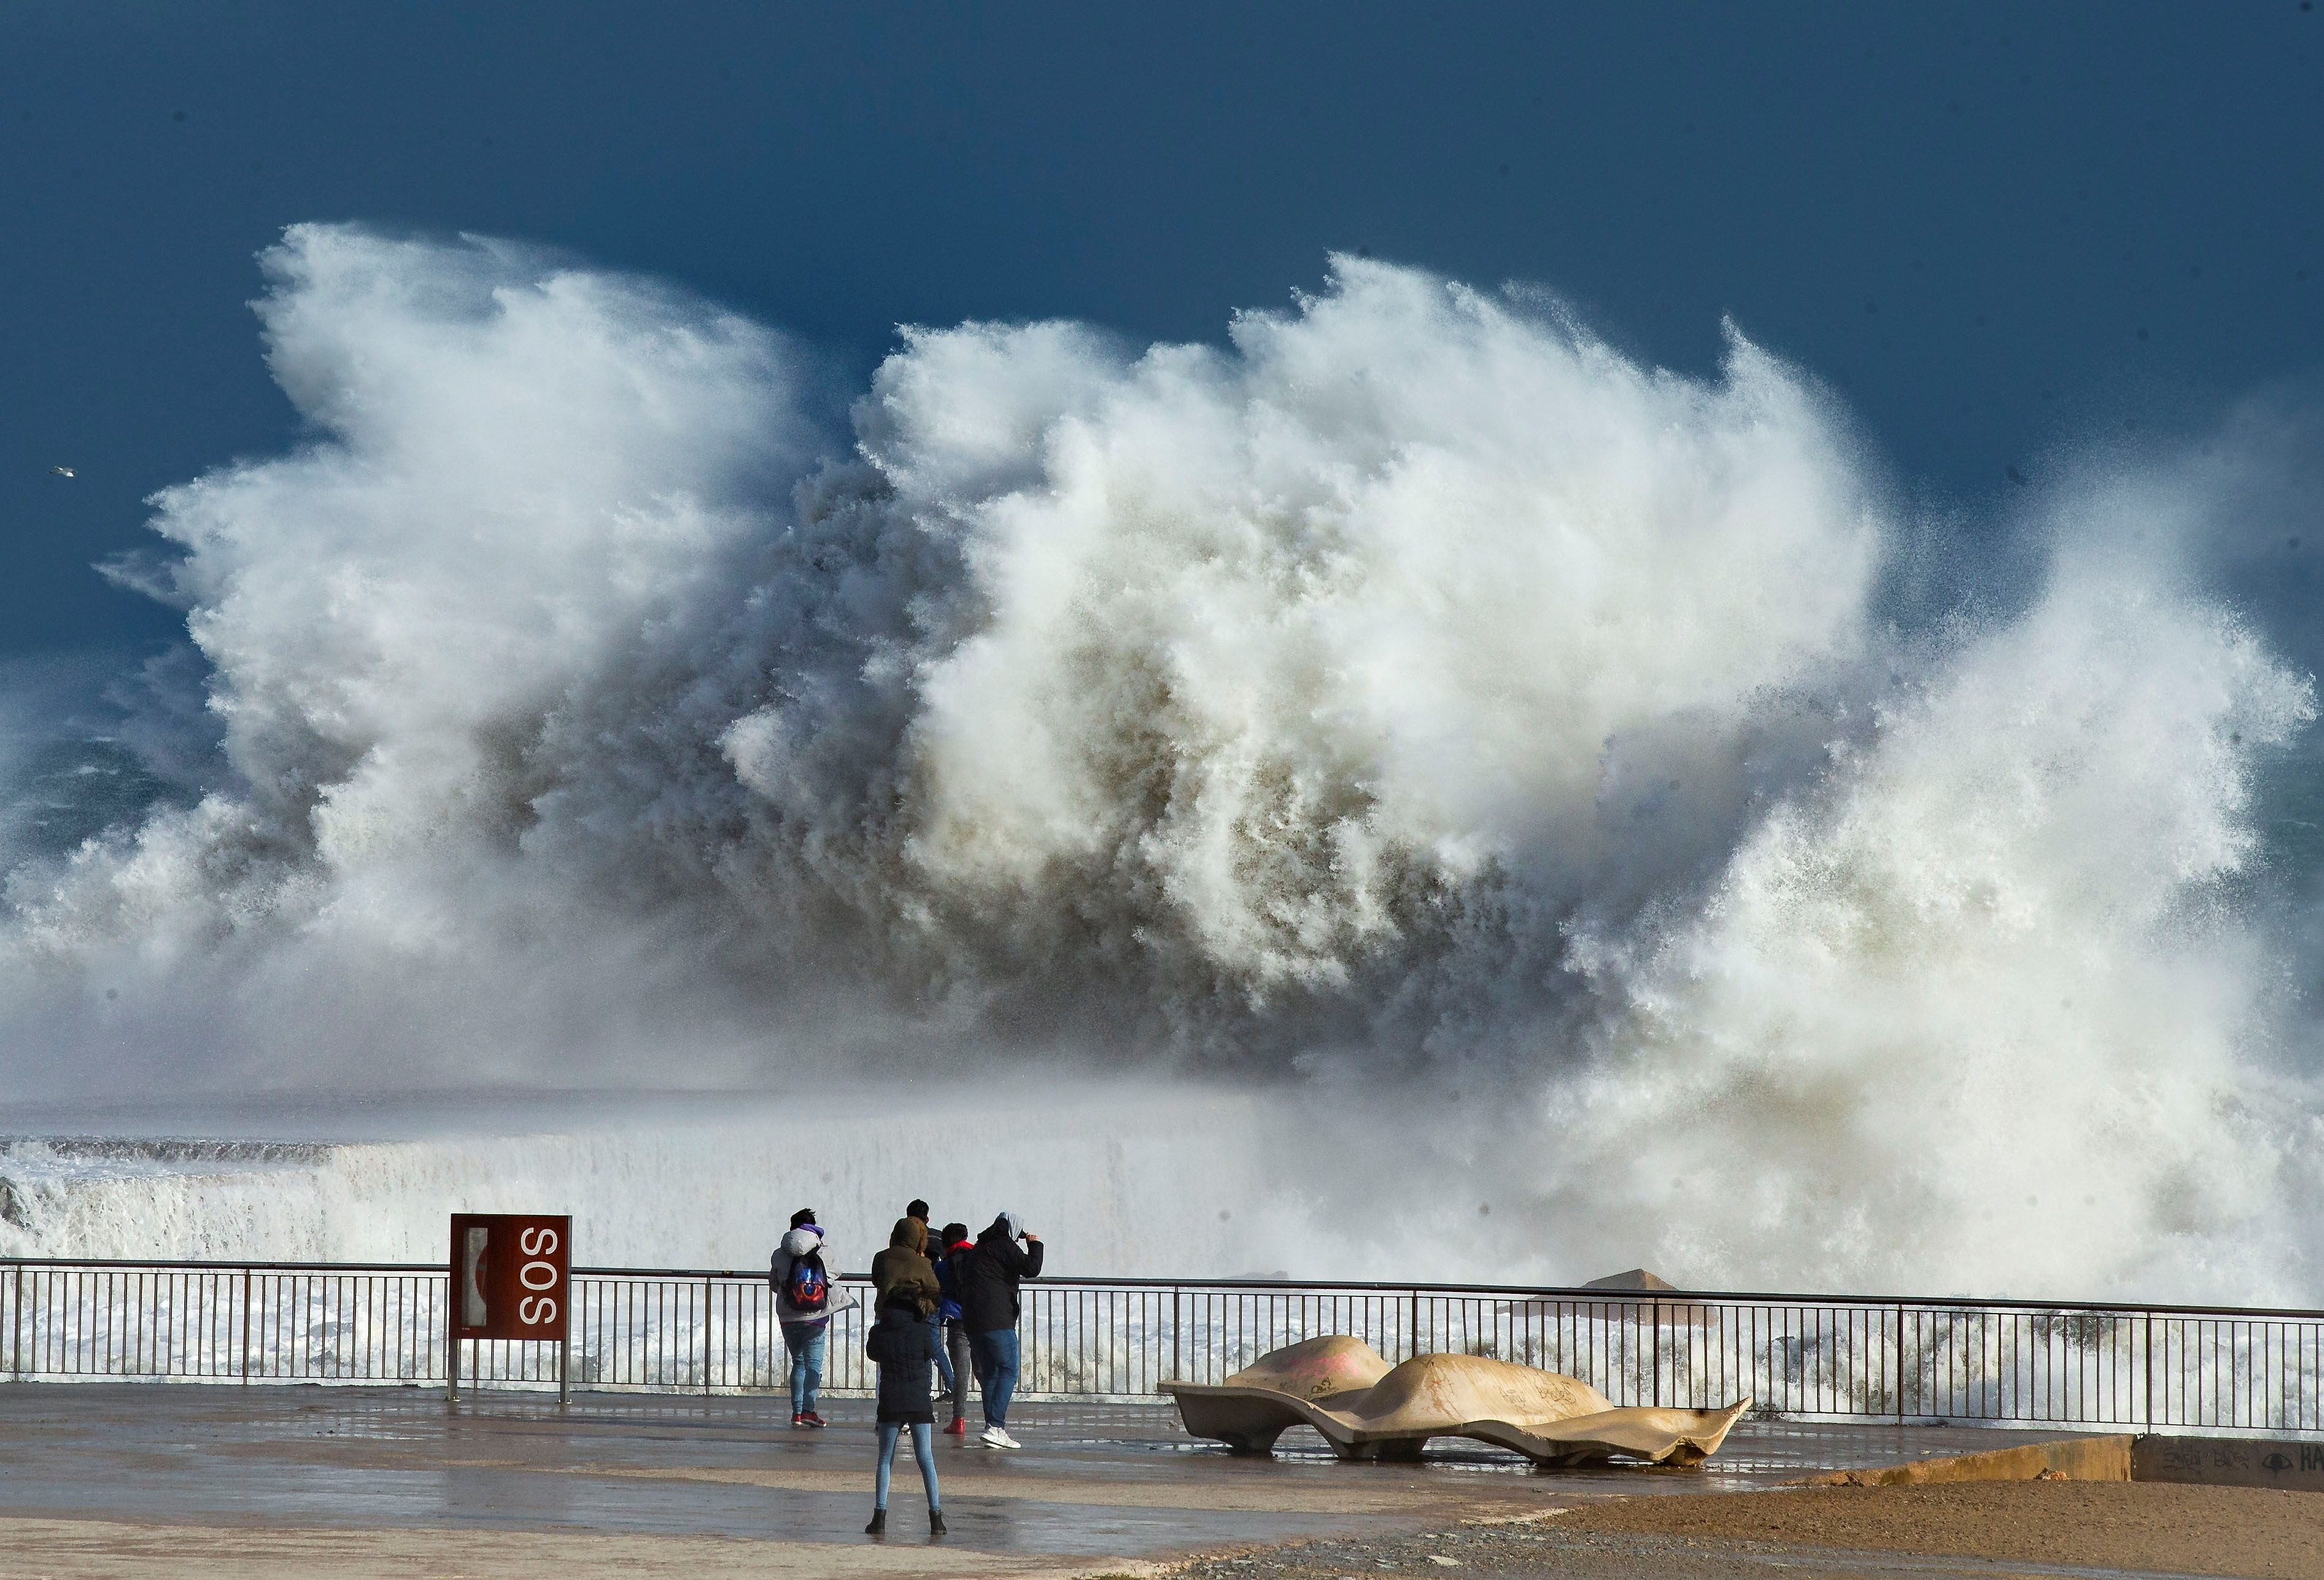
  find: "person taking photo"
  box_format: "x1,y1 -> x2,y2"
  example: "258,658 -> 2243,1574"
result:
956,1210 -> 1043,1449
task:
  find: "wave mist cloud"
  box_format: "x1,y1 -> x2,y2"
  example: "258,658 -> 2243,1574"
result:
2,224 -> 2317,1301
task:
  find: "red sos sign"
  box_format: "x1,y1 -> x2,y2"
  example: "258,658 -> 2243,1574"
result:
449,1214 -> 571,1340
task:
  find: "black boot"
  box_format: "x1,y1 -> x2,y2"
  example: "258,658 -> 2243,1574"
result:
865,1509 -> 886,1537
930,1509 -> 948,1538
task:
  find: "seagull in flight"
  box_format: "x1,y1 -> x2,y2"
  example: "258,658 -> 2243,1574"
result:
51,465 -> 75,478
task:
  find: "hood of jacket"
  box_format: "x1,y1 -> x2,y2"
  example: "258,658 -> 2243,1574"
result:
782,1225 -> 824,1259
888,1217 -> 926,1254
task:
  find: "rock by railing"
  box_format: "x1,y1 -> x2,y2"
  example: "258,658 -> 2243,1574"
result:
3,1258 -> 2320,1437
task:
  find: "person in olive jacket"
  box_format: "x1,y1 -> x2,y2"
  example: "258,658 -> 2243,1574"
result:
862,1290 -> 945,1538
869,1217 -> 943,1319
955,1210 -> 1043,1449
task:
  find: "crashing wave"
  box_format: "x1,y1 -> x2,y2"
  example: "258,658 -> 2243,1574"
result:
0,225 -> 2315,1301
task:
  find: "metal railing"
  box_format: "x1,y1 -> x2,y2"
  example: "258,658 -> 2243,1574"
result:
3,1258 -> 2319,1437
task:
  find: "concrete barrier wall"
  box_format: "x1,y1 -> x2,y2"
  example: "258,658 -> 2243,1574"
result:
1813,1434 -> 2132,1485
2135,1434 -> 2324,1492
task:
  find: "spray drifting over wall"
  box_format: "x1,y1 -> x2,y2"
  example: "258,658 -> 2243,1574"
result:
0,1088 -> 1292,1273
1,225 -> 2317,1299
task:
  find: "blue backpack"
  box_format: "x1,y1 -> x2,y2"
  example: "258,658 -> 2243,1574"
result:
783,1247 -> 830,1314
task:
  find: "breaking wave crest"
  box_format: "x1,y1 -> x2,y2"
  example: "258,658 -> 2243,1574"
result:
2,224 -> 2318,1300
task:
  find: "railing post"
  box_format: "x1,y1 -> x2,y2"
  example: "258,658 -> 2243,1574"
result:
2144,1311 -> 2154,1433
1408,1289 -> 1420,1361
1651,1299 -> 1662,1409
240,1270 -> 253,1383
1895,1303 -> 1906,1424
703,1276 -> 714,1395
1171,1287 -> 1182,1384
7,1265 -> 19,1380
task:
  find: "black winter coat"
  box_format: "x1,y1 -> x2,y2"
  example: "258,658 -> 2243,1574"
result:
864,1303 -> 937,1423
955,1221 -> 1045,1333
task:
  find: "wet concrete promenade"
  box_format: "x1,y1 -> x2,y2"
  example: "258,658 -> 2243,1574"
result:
0,1385 -> 2113,1578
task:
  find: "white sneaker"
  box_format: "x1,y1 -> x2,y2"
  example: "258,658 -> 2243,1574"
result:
981,1426 -> 1021,1449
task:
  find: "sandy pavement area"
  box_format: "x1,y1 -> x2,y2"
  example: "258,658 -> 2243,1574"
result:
1549,1481 -> 2324,1575
0,1517 -> 1097,1580
7,1482 -> 2322,1578
1171,1481 -> 2324,1579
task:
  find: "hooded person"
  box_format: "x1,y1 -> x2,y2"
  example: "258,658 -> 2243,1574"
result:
956,1210 -> 1044,1448
769,1209 -> 858,1428
870,1216 -> 943,1319
862,1284 -> 945,1538
902,1204 -> 955,1403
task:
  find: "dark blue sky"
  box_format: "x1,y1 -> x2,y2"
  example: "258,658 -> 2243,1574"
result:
3,1 -> 2320,659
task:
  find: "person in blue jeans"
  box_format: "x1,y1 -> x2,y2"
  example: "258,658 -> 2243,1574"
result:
770,1208 -> 857,1427
970,1326 -> 1020,1446
862,1289 -> 945,1538
954,1210 -> 1043,1449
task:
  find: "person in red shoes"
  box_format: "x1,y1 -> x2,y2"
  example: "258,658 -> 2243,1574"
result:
770,1207 -> 857,1428
932,1221 -> 975,1435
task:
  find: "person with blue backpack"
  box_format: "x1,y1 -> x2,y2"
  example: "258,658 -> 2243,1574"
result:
770,1207 -> 857,1428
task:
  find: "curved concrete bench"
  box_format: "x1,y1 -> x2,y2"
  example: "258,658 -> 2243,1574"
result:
1163,1336 -> 1749,1469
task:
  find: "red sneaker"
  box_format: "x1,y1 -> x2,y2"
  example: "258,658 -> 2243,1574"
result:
943,1418 -> 967,1436
791,1412 -> 806,1429
800,1412 -> 828,1429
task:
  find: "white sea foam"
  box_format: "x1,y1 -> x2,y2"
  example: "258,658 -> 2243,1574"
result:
0,1086 -> 1287,1272
1,225 -> 2316,1302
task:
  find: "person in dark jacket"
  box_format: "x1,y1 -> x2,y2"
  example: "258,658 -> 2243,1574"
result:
862,1291 -> 945,1538
933,1222 -> 974,1435
956,1210 -> 1043,1448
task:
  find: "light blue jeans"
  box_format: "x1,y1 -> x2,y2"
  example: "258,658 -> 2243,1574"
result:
969,1328 -> 1019,1428
875,1420 -> 939,1511
781,1319 -> 827,1415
